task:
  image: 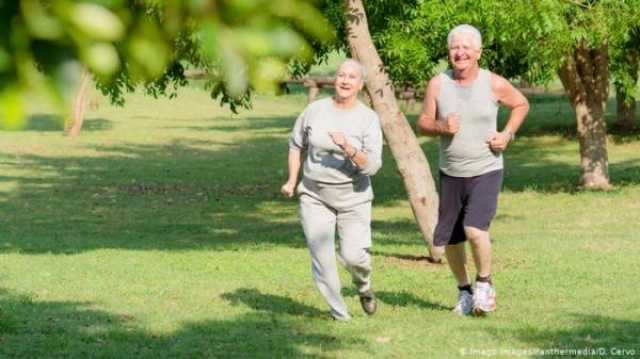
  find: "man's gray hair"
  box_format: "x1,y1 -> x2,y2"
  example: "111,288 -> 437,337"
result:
339,58 -> 367,81
447,24 -> 482,50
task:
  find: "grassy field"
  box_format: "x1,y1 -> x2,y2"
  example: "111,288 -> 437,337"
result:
1,86 -> 639,358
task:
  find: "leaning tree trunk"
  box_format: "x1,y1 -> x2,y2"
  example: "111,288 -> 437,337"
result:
557,40 -> 611,190
66,68 -> 91,138
344,0 -> 443,260
615,49 -> 638,131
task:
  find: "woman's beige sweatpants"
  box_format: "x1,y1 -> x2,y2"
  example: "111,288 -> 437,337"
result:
299,192 -> 372,321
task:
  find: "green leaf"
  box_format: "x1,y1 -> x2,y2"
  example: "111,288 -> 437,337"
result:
251,58 -> 287,94
68,2 -> 125,41
0,46 -> 10,72
20,0 -> 64,40
83,42 -> 120,76
0,87 -> 26,130
127,21 -> 171,79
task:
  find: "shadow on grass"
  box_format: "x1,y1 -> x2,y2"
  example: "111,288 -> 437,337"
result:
83,118 -> 113,132
221,288 -> 326,318
10,114 -> 113,132
371,251 -> 444,265
0,133 -> 307,254
0,288 -> 356,358
164,116 -> 295,133
22,114 -> 64,131
499,314 -> 640,354
375,290 -> 450,312
340,286 -> 450,312
1,112 -> 639,255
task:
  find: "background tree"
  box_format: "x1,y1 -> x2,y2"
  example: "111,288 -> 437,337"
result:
612,14 -> 640,131
612,31 -> 639,131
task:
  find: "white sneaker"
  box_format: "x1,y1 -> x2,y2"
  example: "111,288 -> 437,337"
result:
452,290 -> 473,316
473,281 -> 496,315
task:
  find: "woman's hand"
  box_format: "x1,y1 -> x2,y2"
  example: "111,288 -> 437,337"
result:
280,181 -> 296,198
329,131 -> 358,159
328,131 -> 347,148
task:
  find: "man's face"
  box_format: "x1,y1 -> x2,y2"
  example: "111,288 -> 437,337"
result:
448,35 -> 481,72
334,62 -> 364,100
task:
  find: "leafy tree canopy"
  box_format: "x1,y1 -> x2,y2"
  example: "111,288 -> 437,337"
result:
321,0 -> 640,89
0,0 -> 334,129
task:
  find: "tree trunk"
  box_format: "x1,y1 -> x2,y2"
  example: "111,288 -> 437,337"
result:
614,49 -> 638,131
67,68 -> 91,138
343,0 -> 443,260
557,41 -> 612,189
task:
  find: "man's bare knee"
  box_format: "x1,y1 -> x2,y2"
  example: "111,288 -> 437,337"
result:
464,226 -> 488,243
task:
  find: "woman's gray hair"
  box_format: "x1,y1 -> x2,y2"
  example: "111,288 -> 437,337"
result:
447,24 -> 482,50
339,58 -> 367,81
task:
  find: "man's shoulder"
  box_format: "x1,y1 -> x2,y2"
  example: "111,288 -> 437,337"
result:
436,70 -> 453,81
485,71 -> 510,91
426,73 -> 446,96
482,69 -> 504,82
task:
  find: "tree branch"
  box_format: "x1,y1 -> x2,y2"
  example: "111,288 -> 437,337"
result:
592,40 -> 609,106
558,52 -> 586,107
574,41 -> 596,101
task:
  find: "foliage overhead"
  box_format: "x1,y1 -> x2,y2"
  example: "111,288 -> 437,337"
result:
0,0 -> 334,129
4,0 -> 640,130
319,0 -> 640,91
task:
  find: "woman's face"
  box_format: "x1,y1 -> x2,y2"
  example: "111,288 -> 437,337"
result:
334,63 -> 364,101
448,34 -> 481,72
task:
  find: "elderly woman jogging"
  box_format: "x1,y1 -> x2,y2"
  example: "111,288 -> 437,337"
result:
281,59 -> 383,321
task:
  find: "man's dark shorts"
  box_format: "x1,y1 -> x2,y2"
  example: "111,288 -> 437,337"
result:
434,169 -> 503,246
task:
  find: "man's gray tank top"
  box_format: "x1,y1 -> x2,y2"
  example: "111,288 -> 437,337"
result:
436,69 -> 502,177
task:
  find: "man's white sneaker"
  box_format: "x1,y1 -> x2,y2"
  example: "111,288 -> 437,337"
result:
473,281 -> 496,315
452,290 -> 473,316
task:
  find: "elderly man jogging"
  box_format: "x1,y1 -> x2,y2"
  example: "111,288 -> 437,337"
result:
417,24 -> 529,316
281,59 -> 383,321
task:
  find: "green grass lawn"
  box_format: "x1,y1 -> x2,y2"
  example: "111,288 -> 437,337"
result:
1,87 -> 639,358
